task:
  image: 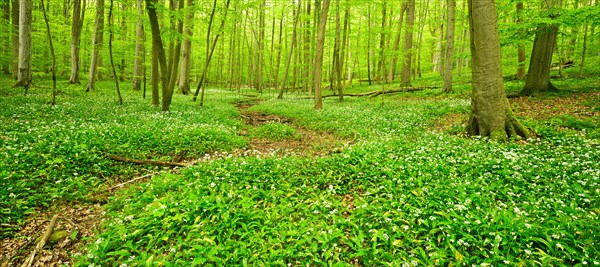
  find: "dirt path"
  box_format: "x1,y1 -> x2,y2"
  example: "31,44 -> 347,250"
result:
1,98 -> 351,267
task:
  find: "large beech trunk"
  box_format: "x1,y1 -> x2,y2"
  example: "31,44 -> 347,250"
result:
520,0 -> 561,95
465,0 -> 530,140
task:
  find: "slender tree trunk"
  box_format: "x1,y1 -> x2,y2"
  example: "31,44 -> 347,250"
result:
167,0 -> 184,96
520,0 -> 562,96
465,0 -> 529,140
15,0 -> 32,89
132,0 -> 145,90
377,2 -> 387,83
330,0 -> 342,99
443,0 -> 455,93
11,0 -> 19,79
255,0 -> 266,93
178,0 -> 194,94
146,0 -> 171,111
68,0 -> 84,84
401,0 -> 415,87
388,3 -> 406,83
192,0 -> 216,102
516,1 -> 526,80
2,1 -> 10,74
314,0 -> 330,110
339,2 -> 349,93
86,0 -> 105,92
366,4 -> 372,86
195,0 -> 231,107
108,0 -> 122,105
272,9 -> 284,92
41,0 -> 56,105
278,5 -> 300,98
579,23 -> 588,77
151,43 -> 159,106
303,0 -> 312,94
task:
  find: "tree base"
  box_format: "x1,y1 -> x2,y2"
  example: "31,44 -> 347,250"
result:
519,81 -> 558,96
465,108 -> 531,141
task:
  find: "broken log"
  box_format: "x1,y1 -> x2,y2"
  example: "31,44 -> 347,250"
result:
21,215 -> 59,267
108,155 -> 189,167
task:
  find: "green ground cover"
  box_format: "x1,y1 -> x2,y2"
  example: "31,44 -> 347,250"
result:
80,93 -> 598,266
1,75 -> 598,266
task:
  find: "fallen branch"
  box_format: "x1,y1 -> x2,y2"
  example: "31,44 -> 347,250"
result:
108,155 -> 189,167
299,86 -> 437,99
21,214 -> 58,267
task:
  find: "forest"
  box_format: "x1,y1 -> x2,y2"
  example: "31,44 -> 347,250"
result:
0,0 -> 599,265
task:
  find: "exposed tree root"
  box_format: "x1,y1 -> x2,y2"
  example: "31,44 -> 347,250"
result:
465,108 -> 531,141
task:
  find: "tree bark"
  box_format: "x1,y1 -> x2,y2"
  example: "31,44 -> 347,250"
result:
40,0 -> 56,105
86,0 -> 105,92
146,0 -> 171,111
443,0 -> 455,93
2,1 -> 10,74
516,1 -> 526,80
401,0 -> 415,87
313,0 -> 330,110
132,0 -> 145,91
108,0 -> 123,105
388,3 -> 406,83
178,0 -> 194,94
15,0 -> 32,88
277,2 -> 301,99
68,0 -> 85,84
167,0 -> 184,97
11,0 -> 19,79
377,2 -> 387,83
465,0 -> 530,140
520,0 -> 561,96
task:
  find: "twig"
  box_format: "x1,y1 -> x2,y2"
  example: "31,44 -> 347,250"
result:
108,172 -> 159,191
108,154 -> 189,167
21,214 -> 58,267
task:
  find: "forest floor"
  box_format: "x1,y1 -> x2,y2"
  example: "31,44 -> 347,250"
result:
1,73 -> 599,266
1,95 -> 352,267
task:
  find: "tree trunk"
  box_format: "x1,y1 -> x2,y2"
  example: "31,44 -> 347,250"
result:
331,0 -> 343,100
388,3 -> 406,83
194,0 -> 231,106
303,0 -> 312,94
15,0 -> 32,88
520,0 -> 561,96
86,0 -> 105,92
11,0 -> 19,79
146,0 -> 171,111
443,0 -> 455,93
255,0 -> 266,93
132,0 -> 145,90
277,2 -> 300,99
68,0 -> 84,84
516,1 -> 526,80
178,0 -> 194,94
151,42 -> 160,106
108,0 -> 122,105
314,0 -> 330,110
377,2 -> 387,83
579,23 -> 588,77
40,0 -> 56,105
465,0 -> 530,140
401,0 -> 415,87
167,0 -> 184,96
2,1 -> 10,74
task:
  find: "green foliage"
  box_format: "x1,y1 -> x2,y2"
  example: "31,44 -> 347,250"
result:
248,122 -> 298,141
79,94 -> 599,266
0,80 -> 245,237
